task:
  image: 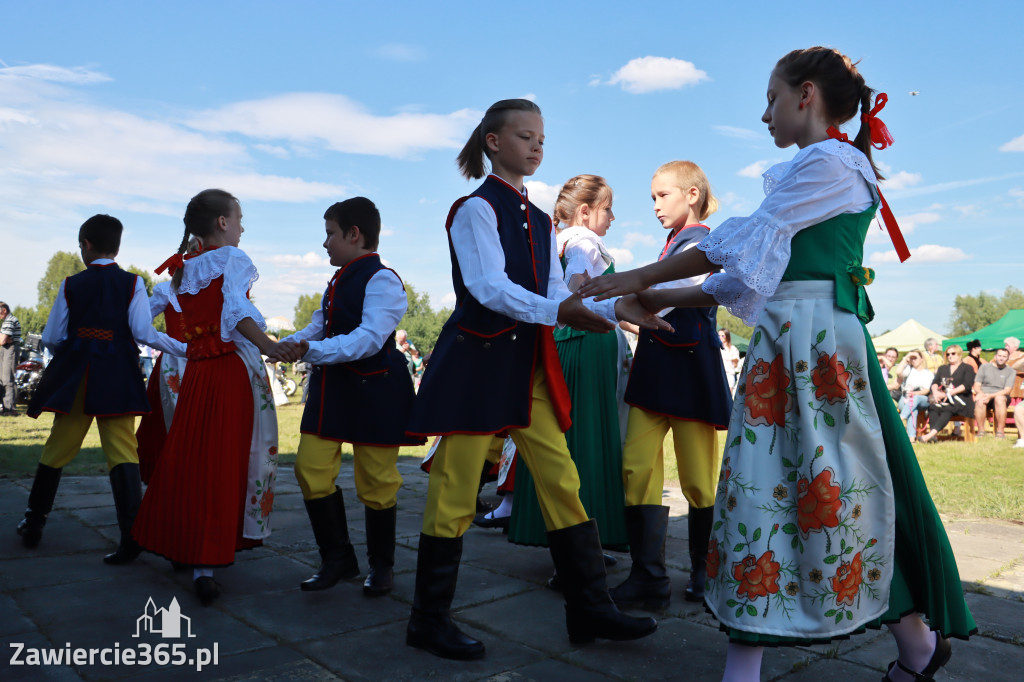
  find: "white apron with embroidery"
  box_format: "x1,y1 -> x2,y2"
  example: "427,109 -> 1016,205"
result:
705,281 -> 895,638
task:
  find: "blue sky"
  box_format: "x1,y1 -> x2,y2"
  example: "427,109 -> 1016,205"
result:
2,1 -> 1021,336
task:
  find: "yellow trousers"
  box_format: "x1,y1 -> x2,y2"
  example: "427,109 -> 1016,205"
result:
422,367 -> 588,538
295,433 -> 402,510
621,407 -> 720,508
39,379 -> 138,470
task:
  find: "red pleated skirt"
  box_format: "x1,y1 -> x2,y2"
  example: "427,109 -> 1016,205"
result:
135,354 -> 166,485
133,351 -> 260,567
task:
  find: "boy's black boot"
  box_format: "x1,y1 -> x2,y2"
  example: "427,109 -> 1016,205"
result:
406,533 -> 485,660
363,505 -> 396,597
548,519 -> 658,644
104,463 -> 143,564
684,505 -> 715,602
609,505 -> 671,610
300,487 -> 359,591
17,464 -> 63,548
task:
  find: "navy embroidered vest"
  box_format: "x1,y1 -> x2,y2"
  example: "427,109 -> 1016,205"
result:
29,264 -> 150,417
300,253 -> 421,446
625,225 -> 732,426
408,175 -> 555,436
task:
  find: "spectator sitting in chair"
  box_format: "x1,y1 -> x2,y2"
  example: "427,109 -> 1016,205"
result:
963,339 -> 985,372
922,337 -> 944,373
919,344 -> 975,443
880,346 -> 899,393
1005,336 -> 1024,371
973,348 -> 1016,438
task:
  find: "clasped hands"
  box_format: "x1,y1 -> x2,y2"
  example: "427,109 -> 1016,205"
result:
266,339 -> 308,363
559,271 -> 673,334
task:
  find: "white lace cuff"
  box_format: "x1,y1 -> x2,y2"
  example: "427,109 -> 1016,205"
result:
702,273 -> 766,325
697,211 -> 792,297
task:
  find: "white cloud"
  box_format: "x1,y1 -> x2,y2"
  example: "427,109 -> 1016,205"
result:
0,63 -> 111,84
620,231 -> 659,250
869,244 -> 970,264
186,93 -> 481,158
1010,188 -> 1024,205
264,252 -> 331,268
999,134 -> 1024,152
373,43 -> 426,62
439,291 -> 457,308
881,170 -> 923,191
865,211 -> 940,244
714,125 -> 761,141
607,248 -> 635,266
738,161 -> 770,178
524,180 -> 561,215
253,143 -> 290,158
604,57 -> 709,94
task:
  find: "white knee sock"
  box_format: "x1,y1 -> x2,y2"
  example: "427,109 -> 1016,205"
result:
492,493 -> 514,518
886,613 -> 936,681
721,642 -> 763,682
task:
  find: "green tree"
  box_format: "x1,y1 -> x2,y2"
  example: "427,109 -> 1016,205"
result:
400,285 -> 450,354
716,308 -> 753,342
948,286 -> 1024,336
12,305 -> 47,336
125,266 -> 166,332
294,293 -> 322,331
37,251 -> 85,311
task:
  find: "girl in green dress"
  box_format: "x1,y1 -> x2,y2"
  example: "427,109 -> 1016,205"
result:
581,47 -> 975,682
508,174 -> 630,554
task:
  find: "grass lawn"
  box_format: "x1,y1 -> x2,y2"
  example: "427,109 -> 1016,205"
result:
3,401 -> 1022,522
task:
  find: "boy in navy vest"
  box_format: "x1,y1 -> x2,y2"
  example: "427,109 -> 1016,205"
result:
280,197 -> 422,597
18,215 -> 186,564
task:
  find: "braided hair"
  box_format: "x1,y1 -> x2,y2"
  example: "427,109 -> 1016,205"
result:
171,189 -> 238,290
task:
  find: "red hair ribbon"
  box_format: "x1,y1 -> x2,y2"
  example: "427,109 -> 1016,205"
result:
827,124 -> 911,263
861,93 -> 894,150
155,253 -> 184,275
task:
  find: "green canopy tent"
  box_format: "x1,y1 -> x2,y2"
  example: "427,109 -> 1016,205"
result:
943,309 -> 1024,350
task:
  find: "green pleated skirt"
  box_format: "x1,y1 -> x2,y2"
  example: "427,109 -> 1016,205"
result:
507,327 -> 629,549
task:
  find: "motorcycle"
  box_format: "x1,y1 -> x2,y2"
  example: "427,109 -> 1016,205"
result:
14,335 -> 45,405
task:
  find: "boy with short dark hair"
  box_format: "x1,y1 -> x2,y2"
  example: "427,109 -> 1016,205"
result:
279,197 -> 422,596
18,215 -> 186,564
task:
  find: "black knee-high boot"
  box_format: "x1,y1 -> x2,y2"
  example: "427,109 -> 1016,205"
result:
406,533 -> 485,660
609,505 -> 671,610
548,519 -> 659,644
16,463 -> 63,548
104,463 -> 143,564
300,487 -> 359,591
685,505 -> 715,602
363,505 -> 396,597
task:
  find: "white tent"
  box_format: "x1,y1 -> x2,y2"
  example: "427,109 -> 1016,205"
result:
264,316 -> 295,333
871,319 -> 945,353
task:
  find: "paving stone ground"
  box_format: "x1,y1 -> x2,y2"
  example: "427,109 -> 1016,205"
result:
1,459 -> 1021,681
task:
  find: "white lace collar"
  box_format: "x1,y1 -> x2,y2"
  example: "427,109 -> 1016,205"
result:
763,139 -> 878,196
177,246 -> 258,296
556,225 -> 613,263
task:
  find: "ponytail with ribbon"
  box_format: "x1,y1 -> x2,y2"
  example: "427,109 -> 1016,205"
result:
826,92 -> 910,263
861,93 -> 895,150
155,253 -> 184,276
